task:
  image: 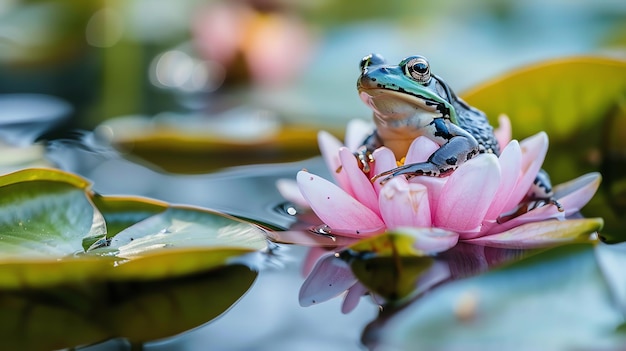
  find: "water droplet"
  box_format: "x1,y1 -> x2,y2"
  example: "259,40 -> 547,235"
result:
309,224 -> 332,236
273,201 -> 299,216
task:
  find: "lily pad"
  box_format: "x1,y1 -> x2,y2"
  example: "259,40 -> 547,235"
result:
370,244 -> 626,350
462,56 -> 626,242
0,168 -> 268,285
0,168 -> 269,348
462,56 -> 626,141
0,168 -> 104,260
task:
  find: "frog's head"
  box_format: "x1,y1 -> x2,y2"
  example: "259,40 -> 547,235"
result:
357,54 -> 458,126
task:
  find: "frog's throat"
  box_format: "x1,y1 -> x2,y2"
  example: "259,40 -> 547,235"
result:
360,88 -> 454,126
359,88 -> 451,117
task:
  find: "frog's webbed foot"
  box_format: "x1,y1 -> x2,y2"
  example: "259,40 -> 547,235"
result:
497,196 -> 564,224
496,169 -> 564,223
371,162 -> 444,185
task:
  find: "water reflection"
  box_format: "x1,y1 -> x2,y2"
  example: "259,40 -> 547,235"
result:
298,239 -> 535,317
1,264 -> 257,351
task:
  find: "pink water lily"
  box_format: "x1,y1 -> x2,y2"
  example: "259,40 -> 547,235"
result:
295,116 -> 602,249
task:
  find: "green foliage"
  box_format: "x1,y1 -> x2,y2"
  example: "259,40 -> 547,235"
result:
463,56 -> 626,242
0,168 -> 267,349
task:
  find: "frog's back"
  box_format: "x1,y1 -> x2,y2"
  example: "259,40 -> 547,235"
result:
453,98 -> 500,155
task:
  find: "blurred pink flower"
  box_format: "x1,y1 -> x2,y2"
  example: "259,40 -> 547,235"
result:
192,1 -> 316,87
294,116 -> 602,249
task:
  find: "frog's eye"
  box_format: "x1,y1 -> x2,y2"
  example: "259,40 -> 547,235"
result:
360,53 -> 386,71
404,56 -> 431,84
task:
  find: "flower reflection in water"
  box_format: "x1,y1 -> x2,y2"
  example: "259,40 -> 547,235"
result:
298,236 -> 533,314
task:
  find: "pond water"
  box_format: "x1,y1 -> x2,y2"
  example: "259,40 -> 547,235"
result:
41,139 -> 556,350
44,140 -> 375,350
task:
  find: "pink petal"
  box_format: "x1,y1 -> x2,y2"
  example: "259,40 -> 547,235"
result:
410,176 -> 448,217
339,147 -> 380,215
318,131 -> 352,195
404,136 -> 440,164
501,132 -> 549,213
276,178 -> 309,208
491,172 -> 602,233
464,217 -> 603,248
299,253 -> 358,306
494,114 -> 512,150
297,171 -> 385,237
342,282 -> 368,314
390,227 -> 459,254
372,146 -> 397,194
379,177 -> 432,228
435,154 -> 501,238
484,140 -> 522,221
345,119 -> 375,151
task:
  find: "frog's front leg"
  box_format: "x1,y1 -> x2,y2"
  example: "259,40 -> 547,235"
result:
372,118 -> 479,184
355,131 -> 382,173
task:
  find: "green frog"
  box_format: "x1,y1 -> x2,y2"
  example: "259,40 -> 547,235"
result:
356,53 -> 562,213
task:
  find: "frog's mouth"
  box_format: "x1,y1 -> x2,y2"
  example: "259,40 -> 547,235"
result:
359,89 -> 446,127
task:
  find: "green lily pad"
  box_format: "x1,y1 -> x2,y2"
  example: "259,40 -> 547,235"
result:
371,244 -> 625,350
0,168 -> 268,286
0,168 -> 104,259
0,168 -> 268,348
462,57 -> 626,242
89,194 -> 168,238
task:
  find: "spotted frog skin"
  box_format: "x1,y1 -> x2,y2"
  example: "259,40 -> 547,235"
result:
356,53 -> 561,212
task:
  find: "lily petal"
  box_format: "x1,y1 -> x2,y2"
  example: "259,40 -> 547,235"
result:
339,147 -> 380,215
276,178 -> 309,208
318,131 -> 352,195
410,176 -> 448,216
501,132 -> 549,213
299,253 -> 358,307
372,146 -> 397,193
391,227 -> 459,254
379,177 -> 432,228
405,136 -> 440,164
297,171 -> 385,237
484,140 -> 522,220
435,154 -> 501,237
345,119 -> 375,151
465,217 -> 602,248
494,114 -> 512,150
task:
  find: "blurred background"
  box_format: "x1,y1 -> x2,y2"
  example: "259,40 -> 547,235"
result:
1,1 -> 626,350
1,0 -> 625,173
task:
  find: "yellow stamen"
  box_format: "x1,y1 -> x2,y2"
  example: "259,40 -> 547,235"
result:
396,157 -> 406,167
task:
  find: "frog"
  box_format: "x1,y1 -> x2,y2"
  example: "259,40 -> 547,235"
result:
356,53 -> 563,214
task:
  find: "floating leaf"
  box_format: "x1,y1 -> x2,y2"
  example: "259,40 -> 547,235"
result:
0,168 -> 269,349
370,244 -> 626,350
90,194 -> 168,237
462,56 -> 626,141
0,168 -> 104,259
463,57 -> 626,242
